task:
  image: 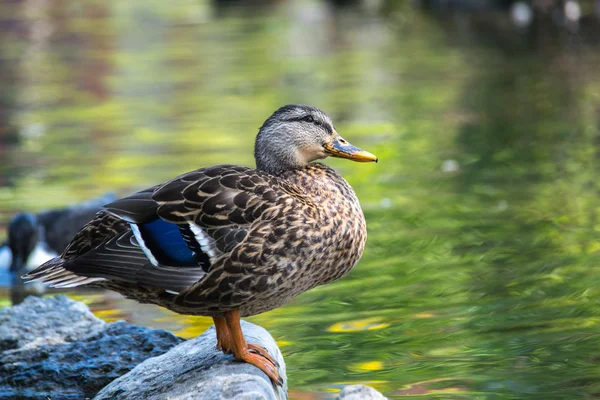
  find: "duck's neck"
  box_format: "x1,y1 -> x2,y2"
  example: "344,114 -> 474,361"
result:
254,137 -> 303,176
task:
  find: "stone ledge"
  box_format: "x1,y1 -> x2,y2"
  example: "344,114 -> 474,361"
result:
0,295 -> 387,400
94,320 -> 287,400
0,296 -> 183,399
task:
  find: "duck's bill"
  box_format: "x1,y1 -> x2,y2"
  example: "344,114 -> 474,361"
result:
324,135 -> 378,163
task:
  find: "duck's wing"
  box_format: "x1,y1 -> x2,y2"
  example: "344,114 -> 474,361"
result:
24,187 -> 204,291
103,186 -> 159,224
21,211 -> 142,288
150,165 -> 282,258
23,165 -> 288,293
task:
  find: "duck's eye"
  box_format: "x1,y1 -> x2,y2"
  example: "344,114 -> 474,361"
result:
303,115 -> 315,123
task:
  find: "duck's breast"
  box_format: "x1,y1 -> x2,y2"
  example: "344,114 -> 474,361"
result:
282,163 -> 367,286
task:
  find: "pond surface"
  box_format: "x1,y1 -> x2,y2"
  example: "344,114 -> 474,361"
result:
1,1 -> 600,399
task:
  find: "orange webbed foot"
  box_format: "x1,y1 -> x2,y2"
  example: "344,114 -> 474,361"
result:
248,343 -> 280,368
236,348 -> 283,386
223,310 -> 284,386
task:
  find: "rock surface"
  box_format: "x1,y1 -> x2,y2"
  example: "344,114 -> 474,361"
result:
0,295 -> 287,400
336,384 -> 388,400
0,295 -> 183,399
0,296 -> 387,400
95,321 -> 287,400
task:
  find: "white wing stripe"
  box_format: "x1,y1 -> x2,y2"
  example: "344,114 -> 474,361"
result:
189,224 -> 218,261
130,223 -> 159,267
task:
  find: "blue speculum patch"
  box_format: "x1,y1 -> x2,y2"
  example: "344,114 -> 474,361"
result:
137,219 -> 197,266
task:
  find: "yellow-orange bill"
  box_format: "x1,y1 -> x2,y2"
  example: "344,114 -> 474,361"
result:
324,135 -> 378,163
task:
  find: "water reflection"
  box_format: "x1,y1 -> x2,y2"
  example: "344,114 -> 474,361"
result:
1,1 -> 600,399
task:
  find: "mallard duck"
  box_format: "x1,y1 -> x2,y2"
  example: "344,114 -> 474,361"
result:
4,193 -> 116,273
24,105 -> 377,385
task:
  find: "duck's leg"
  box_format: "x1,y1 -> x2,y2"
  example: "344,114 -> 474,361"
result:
213,316 -> 232,354
224,309 -> 283,385
213,316 -> 275,364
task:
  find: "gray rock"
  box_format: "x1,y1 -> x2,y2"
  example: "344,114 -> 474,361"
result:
0,295 -> 287,400
94,320 -> 287,400
336,384 -> 388,400
0,294 -> 104,351
0,296 -> 384,400
0,295 -> 184,399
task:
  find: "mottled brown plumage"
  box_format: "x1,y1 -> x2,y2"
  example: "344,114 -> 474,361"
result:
23,104 -> 377,385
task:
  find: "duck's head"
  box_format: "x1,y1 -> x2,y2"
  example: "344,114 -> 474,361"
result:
254,104 -> 377,175
8,213 -> 40,273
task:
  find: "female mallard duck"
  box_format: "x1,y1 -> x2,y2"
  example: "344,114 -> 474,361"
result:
24,104 -> 377,385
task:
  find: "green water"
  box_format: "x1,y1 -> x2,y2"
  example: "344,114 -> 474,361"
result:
2,1 -> 600,398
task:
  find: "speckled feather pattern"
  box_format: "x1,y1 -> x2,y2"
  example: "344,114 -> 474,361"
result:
171,163 -> 367,316
25,162 -> 366,317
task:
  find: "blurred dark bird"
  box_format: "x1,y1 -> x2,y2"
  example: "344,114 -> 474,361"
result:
24,105 -> 377,385
2,193 -> 116,274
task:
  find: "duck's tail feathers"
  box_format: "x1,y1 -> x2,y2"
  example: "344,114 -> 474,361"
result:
21,257 -> 106,288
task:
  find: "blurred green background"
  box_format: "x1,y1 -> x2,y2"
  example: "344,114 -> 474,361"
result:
1,1 -> 600,398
